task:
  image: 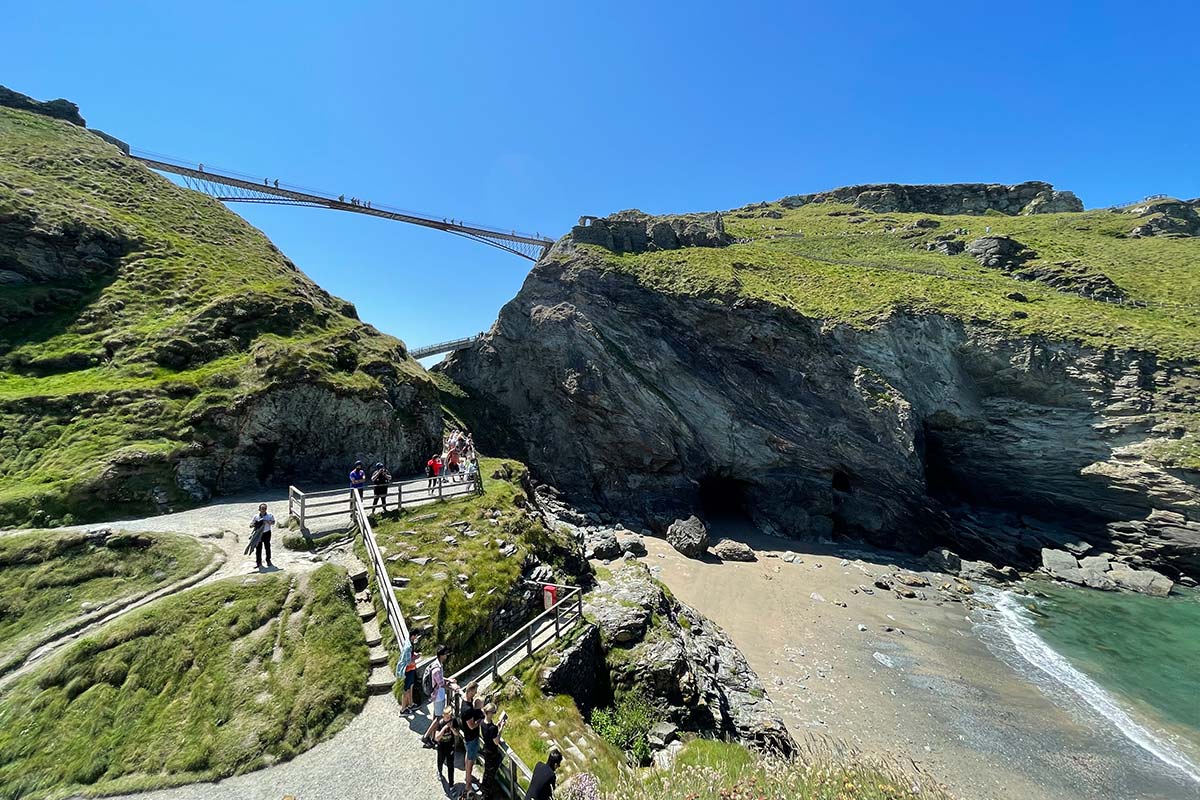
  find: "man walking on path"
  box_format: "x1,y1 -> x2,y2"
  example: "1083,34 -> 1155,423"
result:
370,462 -> 391,513
421,645 -> 450,747
479,703 -> 508,800
523,749 -> 562,800
248,503 -> 275,571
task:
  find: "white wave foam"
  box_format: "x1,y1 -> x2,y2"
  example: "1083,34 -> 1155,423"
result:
990,590 -> 1200,785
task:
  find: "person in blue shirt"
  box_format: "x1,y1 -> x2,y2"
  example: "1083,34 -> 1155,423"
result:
348,460 -> 366,514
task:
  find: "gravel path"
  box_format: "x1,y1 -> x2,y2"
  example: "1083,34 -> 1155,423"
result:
106,694 -> 451,800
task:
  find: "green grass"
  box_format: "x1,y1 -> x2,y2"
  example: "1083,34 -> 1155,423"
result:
0,105 -> 436,527
580,200 -> 1200,361
489,642 -> 626,788
366,457 -> 583,674
604,738 -> 954,800
0,564 -> 367,800
0,529 -> 214,676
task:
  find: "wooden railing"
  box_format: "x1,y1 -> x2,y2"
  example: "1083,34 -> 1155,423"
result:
288,466 -> 483,530
351,490 -> 411,651
448,580 -> 586,799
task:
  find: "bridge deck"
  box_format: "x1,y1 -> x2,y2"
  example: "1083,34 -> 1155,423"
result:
131,151 -> 554,261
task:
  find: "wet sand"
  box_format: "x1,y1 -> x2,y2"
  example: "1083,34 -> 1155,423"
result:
638,518 -> 1197,800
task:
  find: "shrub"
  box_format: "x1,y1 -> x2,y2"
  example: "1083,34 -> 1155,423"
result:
590,693 -> 662,766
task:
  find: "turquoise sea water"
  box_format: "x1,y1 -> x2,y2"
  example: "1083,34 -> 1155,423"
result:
1022,582 -> 1200,739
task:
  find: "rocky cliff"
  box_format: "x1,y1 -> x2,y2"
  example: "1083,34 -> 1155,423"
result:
781,181 -> 1083,215
444,194 -> 1200,585
0,93 -> 441,526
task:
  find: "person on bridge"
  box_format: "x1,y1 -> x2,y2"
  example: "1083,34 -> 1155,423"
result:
523,749 -> 562,800
479,703 -> 508,800
446,445 -> 462,482
273,179 -> 279,188
370,462 -> 391,513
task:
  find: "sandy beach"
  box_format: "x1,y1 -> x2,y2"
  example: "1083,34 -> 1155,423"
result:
637,518 -> 1198,800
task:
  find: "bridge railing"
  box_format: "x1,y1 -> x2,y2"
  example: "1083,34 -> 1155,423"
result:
288,468 -> 483,530
447,579 -> 585,799
410,333 -> 483,360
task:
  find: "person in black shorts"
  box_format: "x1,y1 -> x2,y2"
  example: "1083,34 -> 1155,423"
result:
479,702 -> 508,800
524,749 -> 562,800
460,700 -> 484,798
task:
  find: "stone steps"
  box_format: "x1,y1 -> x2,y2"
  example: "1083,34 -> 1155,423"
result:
367,664 -> 396,695
357,604 -> 377,622
369,647 -> 389,667
365,632 -> 382,647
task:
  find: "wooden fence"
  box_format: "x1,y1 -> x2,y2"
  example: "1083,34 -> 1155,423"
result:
288,467 -> 484,531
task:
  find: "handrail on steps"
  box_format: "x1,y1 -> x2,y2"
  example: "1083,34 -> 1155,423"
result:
351,490 -> 411,651
446,579 -> 587,798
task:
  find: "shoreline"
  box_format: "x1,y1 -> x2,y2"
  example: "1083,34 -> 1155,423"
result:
636,520 -> 1200,800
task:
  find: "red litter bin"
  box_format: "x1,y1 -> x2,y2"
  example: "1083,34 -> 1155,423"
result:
543,585 -> 558,609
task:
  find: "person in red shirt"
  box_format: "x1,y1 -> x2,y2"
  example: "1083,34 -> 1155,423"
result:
426,454 -> 443,494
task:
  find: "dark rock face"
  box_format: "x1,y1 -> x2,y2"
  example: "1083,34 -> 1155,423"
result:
444,253 -> 1200,580
586,562 -> 794,754
780,181 -> 1083,216
539,623 -> 609,714
571,210 -> 730,254
666,516 -> 709,558
0,85 -> 86,127
1128,199 -> 1200,238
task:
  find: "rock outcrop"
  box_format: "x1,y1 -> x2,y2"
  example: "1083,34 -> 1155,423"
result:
571,210 -> 730,254
965,237 -> 1130,302
1127,199 -> 1200,238
585,562 -> 794,754
780,181 -> 1083,216
444,245 -> 1200,584
0,85 -> 86,127
712,539 -> 757,561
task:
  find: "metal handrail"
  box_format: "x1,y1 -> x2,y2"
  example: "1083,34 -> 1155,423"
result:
448,586 -> 583,688
352,490 -> 411,649
410,333 -> 483,360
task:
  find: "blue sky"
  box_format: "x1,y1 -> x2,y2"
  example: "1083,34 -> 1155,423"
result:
4,1 -> 1197,356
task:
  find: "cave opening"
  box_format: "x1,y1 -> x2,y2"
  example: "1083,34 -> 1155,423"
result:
699,474 -> 753,520
831,469 -> 852,494
256,442 -> 280,485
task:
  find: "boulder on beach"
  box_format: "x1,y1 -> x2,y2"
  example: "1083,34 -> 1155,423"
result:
712,539 -> 756,562
666,516 -> 709,558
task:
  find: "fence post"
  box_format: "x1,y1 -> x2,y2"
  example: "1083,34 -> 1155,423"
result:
299,492 -> 306,531
526,626 -> 533,657
288,486 -> 294,520
491,651 -> 499,681
397,481 -> 403,512
509,759 -> 517,799
438,474 -> 444,501
554,604 -> 561,639
576,590 -> 583,621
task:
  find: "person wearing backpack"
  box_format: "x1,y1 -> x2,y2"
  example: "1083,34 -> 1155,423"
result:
370,462 -> 391,513
420,645 -> 450,747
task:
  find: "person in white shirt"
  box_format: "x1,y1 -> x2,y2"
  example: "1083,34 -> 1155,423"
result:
250,503 -> 275,570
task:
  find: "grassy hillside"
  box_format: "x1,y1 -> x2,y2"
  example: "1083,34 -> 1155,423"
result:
582,200 -> 1200,361
0,529 -> 214,676
0,565 -> 366,799
0,103 -> 436,527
